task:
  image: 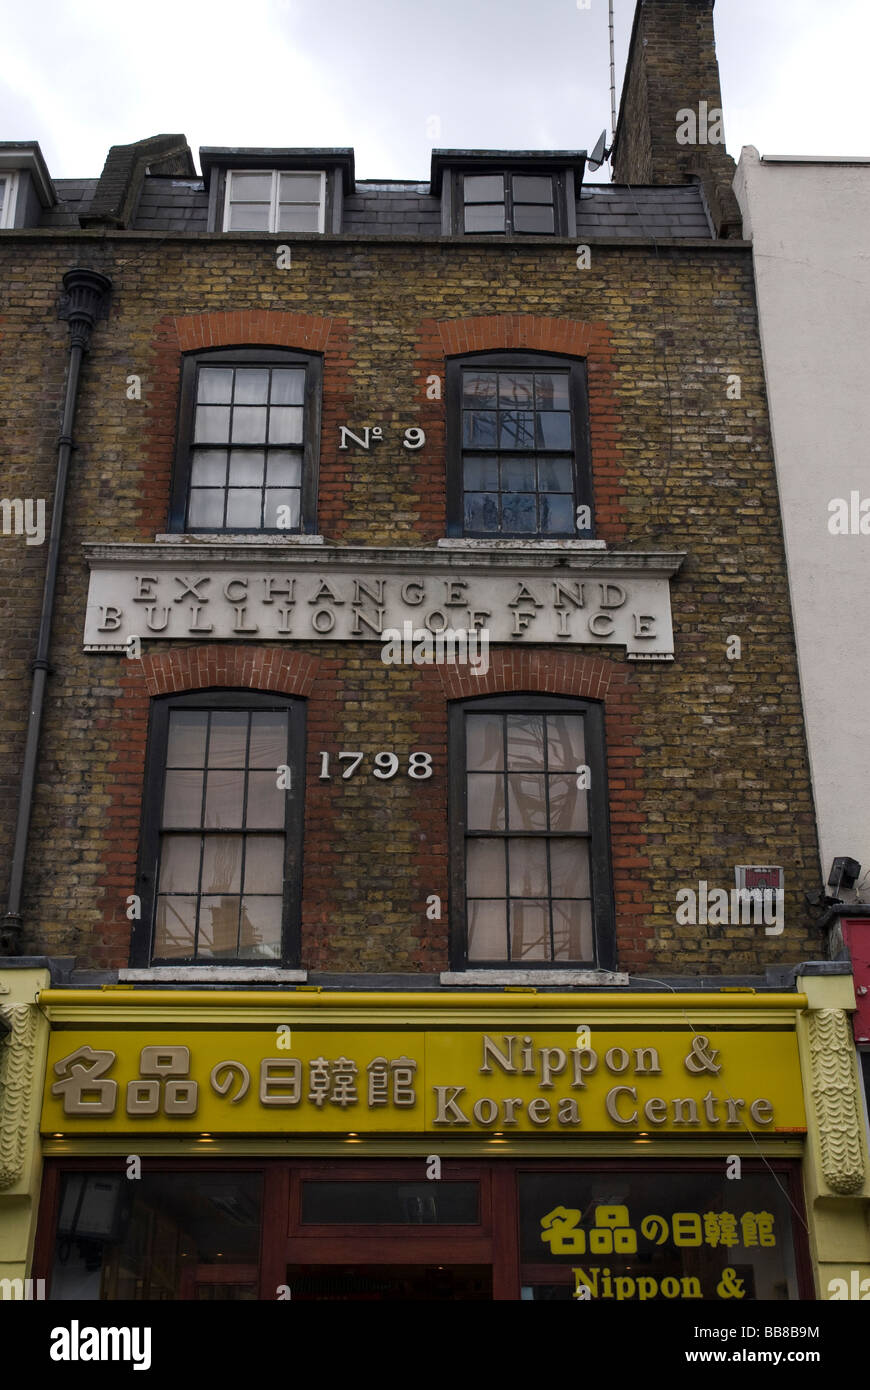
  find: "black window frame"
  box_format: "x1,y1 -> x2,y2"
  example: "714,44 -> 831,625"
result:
168,346 -> 322,535
447,694 -> 615,972
131,690 -> 306,969
452,169 -> 568,236
446,351 -> 594,539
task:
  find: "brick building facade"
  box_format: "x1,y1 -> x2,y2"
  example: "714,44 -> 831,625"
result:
1,0 -> 867,1308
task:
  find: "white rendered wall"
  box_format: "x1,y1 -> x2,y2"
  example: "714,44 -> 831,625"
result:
734,147 -> 870,893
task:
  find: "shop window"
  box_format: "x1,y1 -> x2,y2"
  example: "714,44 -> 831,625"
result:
446,353 -> 593,538
224,169 -> 326,232
49,1172 -> 263,1301
169,348 -> 322,534
132,692 -> 305,967
448,695 -> 614,970
300,1181 -> 479,1224
518,1167 -> 803,1301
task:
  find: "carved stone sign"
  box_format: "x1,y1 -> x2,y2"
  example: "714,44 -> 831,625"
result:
83,545 -> 683,659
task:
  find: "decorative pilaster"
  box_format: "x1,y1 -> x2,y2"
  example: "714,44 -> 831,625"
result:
807,1006 -> 865,1195
0,997 -> 38,1188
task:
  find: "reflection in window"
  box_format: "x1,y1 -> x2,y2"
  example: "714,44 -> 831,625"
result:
460,367 -> 576,537
225,169 -> 325,233
155,708 -> 289,961
462,172 -> 556,235
464,710 -> 593,962
50,1173 -> 262,1301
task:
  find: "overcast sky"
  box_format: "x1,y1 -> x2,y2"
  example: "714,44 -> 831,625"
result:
1,0 -> 868,181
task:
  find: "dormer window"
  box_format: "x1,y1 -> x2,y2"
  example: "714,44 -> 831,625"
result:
462,173 -> 558,235
224,170 -> 325,233
0,171 -> 18,228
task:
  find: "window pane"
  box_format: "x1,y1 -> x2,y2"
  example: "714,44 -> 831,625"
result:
467,774 -> 505,830
548,775 -> 588,831
540,496 -> 574,533
536,412 -> 572,448
464,174 -> 504,202
265,489 -> 300,528
228,205 -> 270,231
464,204 -> 505,233
466,714 -> 504,770
553,900 -> 593,959
499,411 -> 535,449
191,450 -> 227,486
245,770 -> 285,829
201,835 -> 243,894
510,900 -> 549,959
506,713 -> 544,769
238,897 -> 282,958
162,770 -> 203,827
154,898 -> 197,957
204,770 -> 245,828
501,493 -> 536,532
266,451 -> 302,485
546,714 -> 586,770
249,711 -> 289,767
464,493 -> 499,533
498,373 -> 534,407
462,372 -> 498,408
507,773 -> 547,830
226,490 -> 262,528
208,712 -> 249,768
513,204 -> 555,234
463,456 -> 498,490
550,839 -> 590,897
508,839 -> 548,895
467,839 -> 506,896
270,370 -> 305,405
198,368 -> 234,404
537,457 -> 573,490
244,836 -> 284,893
231,173 -> 272,201
278,204 -> 321,232
279,172 -> 323,202
166,711 -> 208,767
467,900 -> 507,959
198,898 -> 241,957
188,490 -> 225,529
231,406 -> 267,443
501,457 -> 536,492
158,836 -> 200,893
463,411 -> 498,447
534,373 -> 570,410
269,406 -> 304,444
228,451 -> 265,486
512,175 -> 553,203
234,369 -> 269,404
194,405 -> 230,443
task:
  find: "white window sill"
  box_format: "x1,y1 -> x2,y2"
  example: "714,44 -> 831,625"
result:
440,969 -> 629,987
154,533 -> 325,545
436,538 -> 607,551
119,967 -> 308,983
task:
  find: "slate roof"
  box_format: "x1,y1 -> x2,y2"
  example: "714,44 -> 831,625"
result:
41,174 -> 714,239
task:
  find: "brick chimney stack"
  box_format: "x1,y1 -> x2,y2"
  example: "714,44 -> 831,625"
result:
613,0 -> 742,237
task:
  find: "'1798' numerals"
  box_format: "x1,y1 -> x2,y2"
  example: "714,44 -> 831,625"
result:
318,751 -> 433,781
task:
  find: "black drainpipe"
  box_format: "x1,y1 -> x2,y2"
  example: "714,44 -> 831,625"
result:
1,267 -> 112,955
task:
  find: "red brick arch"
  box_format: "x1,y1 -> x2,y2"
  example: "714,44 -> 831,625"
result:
139,646 -> 319,697
435,648 -> 616,700
436,314 -> 596,358
172,309 -> 335,353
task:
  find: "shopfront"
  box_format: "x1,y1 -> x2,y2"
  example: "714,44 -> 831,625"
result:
27,988 -> 818,1301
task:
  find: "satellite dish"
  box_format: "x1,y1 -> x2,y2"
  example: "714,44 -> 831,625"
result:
586,129 -> 611,172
